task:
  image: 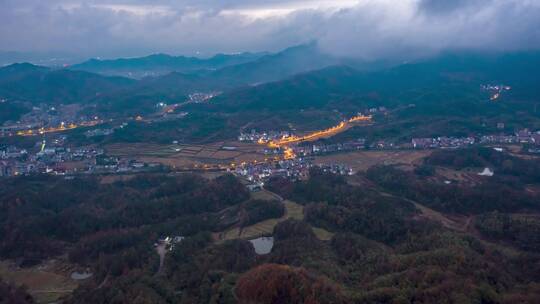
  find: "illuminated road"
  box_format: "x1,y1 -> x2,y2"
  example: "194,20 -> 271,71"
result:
16,120 -> 102,136
260,115 -> 372,159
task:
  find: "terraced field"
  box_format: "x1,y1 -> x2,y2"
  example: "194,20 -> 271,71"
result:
215,200 -> 304,241
105,141 -> 267,168
0,260 -> 79,303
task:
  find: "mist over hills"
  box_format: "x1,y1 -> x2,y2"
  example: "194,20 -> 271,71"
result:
0,50 -> 82,67
212,51 -> 540,111
69,43 -> 344,83
70,52 -> 268,79
3,1 -> 540,303
2,43 -> 540,304
1,45 -> 539,125
0,63 -> 134,105
0,44 -> 345,114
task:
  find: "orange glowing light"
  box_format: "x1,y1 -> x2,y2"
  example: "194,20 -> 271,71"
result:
255,115 -> 372,160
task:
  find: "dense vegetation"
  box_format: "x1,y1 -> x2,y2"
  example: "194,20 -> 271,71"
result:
235,263 -> 345,304
366,164 -> 540,214
475,212 -> 540,251
267,168 -> 417,244
0,102 -> 29,124
426,147 -> 540,183
4,50 -> 540,146
1,160 -> 540,303
2,48 -> 540,302
0,278 -> 34,304
0,173 -> 250,265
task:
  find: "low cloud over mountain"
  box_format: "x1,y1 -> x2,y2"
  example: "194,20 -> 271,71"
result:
1,0 -> 539,59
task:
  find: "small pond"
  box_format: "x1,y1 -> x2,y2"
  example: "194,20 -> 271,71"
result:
249,237 -> 274,255
71,271 -> 93,280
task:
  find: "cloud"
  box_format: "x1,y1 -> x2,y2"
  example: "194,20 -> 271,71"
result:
417,0 -> 491,14
0,0 -> 539,59
317,0 -> 540,59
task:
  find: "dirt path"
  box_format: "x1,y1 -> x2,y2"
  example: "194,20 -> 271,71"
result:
155,243 -> 167,276
261,189 -> 284,201
372,188 -> 469,232
412,202 -> 468,232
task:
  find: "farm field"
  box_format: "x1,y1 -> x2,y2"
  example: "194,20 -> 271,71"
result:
105,141 -> 267,168
0,260 -> 80,304
313,150 -> 432,172
312,227 -> 335,241
214,200 -> 304,241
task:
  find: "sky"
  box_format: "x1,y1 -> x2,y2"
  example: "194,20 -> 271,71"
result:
1,0 -> 540,59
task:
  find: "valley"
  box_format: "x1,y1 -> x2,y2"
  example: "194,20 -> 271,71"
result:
1,43 -> 540,304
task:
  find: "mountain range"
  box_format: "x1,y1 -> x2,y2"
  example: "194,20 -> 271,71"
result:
1,46 -> 540,126
70,52 -> 267,79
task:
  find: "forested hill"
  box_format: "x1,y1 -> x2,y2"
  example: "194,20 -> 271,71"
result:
211,51 -> 540,113
0,63 -> 135,104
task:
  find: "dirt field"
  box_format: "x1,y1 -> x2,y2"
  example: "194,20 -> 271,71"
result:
215,200 -> 304,241
0,260 -> 80,303
313,150 -> 432,172
312,227 -> 334,241
251,190 -> 282,201
105,141 -> 267,168
434,167 -> 483,185
105,143 -> 180,157
100,174 -> 137,184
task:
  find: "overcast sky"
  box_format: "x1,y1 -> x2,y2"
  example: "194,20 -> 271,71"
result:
1,0 -> 540,59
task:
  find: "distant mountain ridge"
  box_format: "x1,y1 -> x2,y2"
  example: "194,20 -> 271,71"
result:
212,51 -> 540,112
69,52 -> 268,78
0,63 -> 135,104
69,43 -> 343,82
0,51 -> 81,67
3,48 -> 539,122
0,44 -> 342,110
208,43 -> 340,85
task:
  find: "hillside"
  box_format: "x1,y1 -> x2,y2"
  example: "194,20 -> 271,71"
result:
2,161 -> 540,303
0,63 -> 135,104
213,51 -> 540,113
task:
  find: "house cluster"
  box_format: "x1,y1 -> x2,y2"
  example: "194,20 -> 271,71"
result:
316,163 -> 355,176
188,92 -> 220,103
479,129 -> 540,145
366,106 -> 388,114
155,236 -> 185,252
481,84 -> 511,101
481,84 -> 512,91
291,139 -> 366,156
85,128 -> 114,138
0,142 -> 102,176
238,130 -> 293,143
412,137 -> 476,149
0,102 -> 101,137
411,129 -> 540,150
234,157 -> 354,184
234,158 -> 311,183
369,140 -> 398,150
0,138 -> 164,177
260,139 -> 366,157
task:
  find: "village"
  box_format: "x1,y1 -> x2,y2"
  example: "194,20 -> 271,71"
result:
2,100 -> 540,181
3,125 -> 540,178
0,135 -> 165,177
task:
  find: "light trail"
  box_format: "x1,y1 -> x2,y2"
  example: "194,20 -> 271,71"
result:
260,114 -> 372,160
490,93 -> 500,101
16,120 -> 102,136
267,115 -> 372,147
